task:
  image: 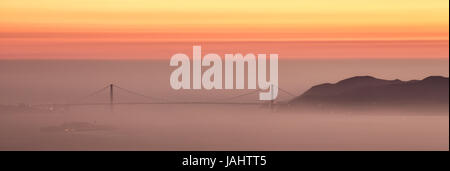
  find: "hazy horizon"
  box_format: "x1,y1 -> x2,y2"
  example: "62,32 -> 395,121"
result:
0,58 -> 448,105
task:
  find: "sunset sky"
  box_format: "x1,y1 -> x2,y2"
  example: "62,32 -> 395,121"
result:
0,0 -> 448,59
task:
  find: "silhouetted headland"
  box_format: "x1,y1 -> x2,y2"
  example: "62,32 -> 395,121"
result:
289,76 -> 449,112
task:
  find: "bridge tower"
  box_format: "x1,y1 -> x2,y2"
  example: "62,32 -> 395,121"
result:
109,84 -> 114,111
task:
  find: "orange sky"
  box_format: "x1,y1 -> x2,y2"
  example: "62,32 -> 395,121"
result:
0,0 -> 448,59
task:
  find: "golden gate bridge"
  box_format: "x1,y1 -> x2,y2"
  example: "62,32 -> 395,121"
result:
32,84 -> 297,110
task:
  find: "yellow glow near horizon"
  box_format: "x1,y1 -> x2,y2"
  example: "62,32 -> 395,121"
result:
0,0 -> 448,40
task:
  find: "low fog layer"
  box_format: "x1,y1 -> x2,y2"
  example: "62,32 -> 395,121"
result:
0,105 -> 448,150
0,59 -> 448,150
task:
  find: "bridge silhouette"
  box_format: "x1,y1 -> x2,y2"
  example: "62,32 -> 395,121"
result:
33,84 -> 297,110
